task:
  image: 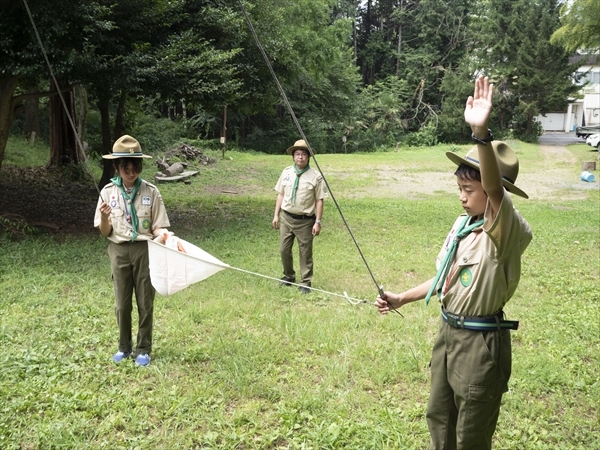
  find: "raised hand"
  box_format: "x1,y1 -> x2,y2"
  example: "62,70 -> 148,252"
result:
464,75 -> 494,133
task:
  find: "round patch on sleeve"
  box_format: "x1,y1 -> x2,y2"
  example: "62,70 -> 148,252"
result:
459,267 -> 473,287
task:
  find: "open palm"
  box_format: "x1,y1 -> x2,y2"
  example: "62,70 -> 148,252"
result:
464,75 -> 493,130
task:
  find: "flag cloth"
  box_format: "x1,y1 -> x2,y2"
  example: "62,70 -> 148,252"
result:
148,236 -> 229,296
147,236 -> 370,306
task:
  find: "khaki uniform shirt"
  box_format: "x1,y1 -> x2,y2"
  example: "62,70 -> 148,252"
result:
275,166 -> 326,216
437,193 -> 532,316
94,179 -> 170,244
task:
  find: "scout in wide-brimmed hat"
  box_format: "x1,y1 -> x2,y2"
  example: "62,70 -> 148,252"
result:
446,140 -> 528,199
286,139 -> 315,156
103,135 -> 152,159
374,75 -> 533,450
95,133 -> 171,368
274,138 -> 325,295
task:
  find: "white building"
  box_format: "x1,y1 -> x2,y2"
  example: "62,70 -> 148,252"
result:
536,54 -> 600,132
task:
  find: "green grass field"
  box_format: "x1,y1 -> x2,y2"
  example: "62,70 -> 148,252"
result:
0,138 -> 598,449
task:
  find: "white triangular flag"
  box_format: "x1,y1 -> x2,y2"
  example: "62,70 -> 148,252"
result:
148,236 -> 229,296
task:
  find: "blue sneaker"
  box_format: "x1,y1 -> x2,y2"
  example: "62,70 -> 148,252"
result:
135,354 -> 151,366
112,351 -> 131,363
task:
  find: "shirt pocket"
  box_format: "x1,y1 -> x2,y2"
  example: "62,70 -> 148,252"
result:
281,177 -> 294,196
110,208 -> 128,234
137,207 -> 151,232
296,181 -> 315,204
454,249 -> 482,289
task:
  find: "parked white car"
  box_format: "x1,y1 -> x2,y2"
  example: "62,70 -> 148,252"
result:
585,133 -> 600,151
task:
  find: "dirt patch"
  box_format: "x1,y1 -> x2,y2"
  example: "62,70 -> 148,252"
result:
340,145 -> 597,201
0,166 -> 98,237
538,144 -> 579,163
519,145 -> 597,200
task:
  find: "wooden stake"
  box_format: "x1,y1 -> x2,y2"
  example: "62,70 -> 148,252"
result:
221,105 -> 227,159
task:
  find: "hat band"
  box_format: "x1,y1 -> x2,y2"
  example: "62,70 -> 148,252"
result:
111,152 -> 144,157
465,155 -> 515,184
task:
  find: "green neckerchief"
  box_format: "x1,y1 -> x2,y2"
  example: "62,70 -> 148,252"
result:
291,164 -> 310,205
424,216 -> 485,305
111,175 -> 142,241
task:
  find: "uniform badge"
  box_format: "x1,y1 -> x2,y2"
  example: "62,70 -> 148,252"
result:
142,196 -> 151,206
110,194 -> 117,208
459,268 -> 473,287
142,219 -> 150,229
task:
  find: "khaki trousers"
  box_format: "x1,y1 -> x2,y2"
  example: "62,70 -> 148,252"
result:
426,319 -> 512,450
279,212 -> 315,286
108,241 -> 155,355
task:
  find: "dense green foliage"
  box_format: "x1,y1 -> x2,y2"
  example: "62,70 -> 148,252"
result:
551,0 -> 600,53
465,0 -> 580,142
0,0 -> 589,164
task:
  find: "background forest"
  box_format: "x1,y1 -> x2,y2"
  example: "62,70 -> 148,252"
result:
1,0 -> 597,178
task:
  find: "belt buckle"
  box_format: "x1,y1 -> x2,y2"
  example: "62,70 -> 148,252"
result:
445,313 -> 459,328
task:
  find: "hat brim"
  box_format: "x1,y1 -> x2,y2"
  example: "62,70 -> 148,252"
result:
103,152 -> 152,159
446,151 -> 528,199
286,145 -> 313,156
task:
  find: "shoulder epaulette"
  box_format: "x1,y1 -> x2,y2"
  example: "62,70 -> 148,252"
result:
143,180 -> 158,190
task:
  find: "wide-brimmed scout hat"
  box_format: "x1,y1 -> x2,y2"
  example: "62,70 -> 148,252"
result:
103,135 -> 152,159
446,141 -> 528,199
286,139 -> 314,156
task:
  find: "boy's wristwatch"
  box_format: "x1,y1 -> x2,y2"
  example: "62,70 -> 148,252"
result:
315,219 -> 321,224
471,129 -> 494,145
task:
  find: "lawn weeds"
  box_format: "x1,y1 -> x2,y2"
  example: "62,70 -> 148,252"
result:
0,140 -> 598,449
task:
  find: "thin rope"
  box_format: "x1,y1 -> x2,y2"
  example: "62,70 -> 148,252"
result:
23,0 -> 139,235
237,1 -> 401,316
225,265 -> 367,305
21,0 -> 101,196
23,0 -> 398,315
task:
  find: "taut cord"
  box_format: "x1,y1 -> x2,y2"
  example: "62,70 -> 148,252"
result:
23,0 -> 142,234
23,0 -> 399,314
237,0 -> 401,316
227,265 -> 368,305
21,0 -> 101,196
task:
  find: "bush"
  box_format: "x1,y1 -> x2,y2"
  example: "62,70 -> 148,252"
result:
403,122 -> 438,147
131,116 -> 187,154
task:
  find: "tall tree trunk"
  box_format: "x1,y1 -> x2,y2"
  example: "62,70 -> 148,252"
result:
362,0 -> 373,85
396,0 -> 403,76
0,76 -> 20,172
353,1 -> 358,60
48,78 -> 79,167
97,96 -> 115,189
75,85 -> 88,145
25,88 -> 41,142
114,90 -> 126,139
